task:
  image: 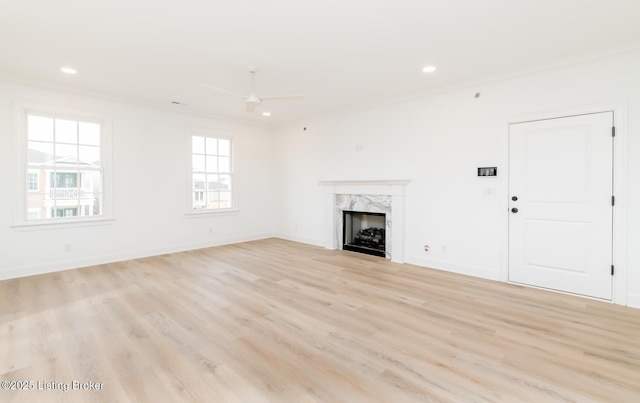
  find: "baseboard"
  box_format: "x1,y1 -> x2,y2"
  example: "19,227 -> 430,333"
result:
274,233 -> 325,248
0,233 -> 275,281
405,255 -> 500,281
627,293 -> 640,309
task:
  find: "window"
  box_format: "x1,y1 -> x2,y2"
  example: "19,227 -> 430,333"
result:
27,171 -> 39,191
23,111 -> 106,222
51,207 -> 78,217
191,135 -> 232,210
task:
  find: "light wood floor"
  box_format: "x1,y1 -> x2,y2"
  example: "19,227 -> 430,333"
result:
1,238 -> 639,402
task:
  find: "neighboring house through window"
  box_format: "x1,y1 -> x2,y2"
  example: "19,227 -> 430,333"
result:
191,134 -> 233,210
19,108 -> 109,223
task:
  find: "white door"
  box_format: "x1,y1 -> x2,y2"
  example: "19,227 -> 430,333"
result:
508,112 -> 614,299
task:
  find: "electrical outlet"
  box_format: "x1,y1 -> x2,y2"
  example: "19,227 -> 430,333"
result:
65,244 -> 72,252
424,244 -> 430,252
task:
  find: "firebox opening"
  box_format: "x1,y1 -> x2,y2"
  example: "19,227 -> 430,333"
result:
342,210 -> 386,258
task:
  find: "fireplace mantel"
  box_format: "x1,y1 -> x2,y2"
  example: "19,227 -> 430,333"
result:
319,180 -> 411,196
319,179 -> 411,263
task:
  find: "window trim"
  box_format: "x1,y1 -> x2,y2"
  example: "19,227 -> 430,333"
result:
13,102 -> 113,229
187,128 -> 237,215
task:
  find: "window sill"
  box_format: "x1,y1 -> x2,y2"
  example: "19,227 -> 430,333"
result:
11,217 -> 116,232
185,208 -> 239,218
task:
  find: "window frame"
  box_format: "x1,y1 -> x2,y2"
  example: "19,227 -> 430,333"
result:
187,129 -> 237,215
13,102 -> 113,229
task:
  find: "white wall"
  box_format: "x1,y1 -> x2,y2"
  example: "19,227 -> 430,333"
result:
275,49 -> 640,308
0,81 -> 278,279
2,49 -> 639,308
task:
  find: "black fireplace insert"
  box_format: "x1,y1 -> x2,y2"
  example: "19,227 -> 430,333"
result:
342,210 -> 386,258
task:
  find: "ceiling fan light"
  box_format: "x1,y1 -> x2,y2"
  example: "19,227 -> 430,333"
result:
60,67 -> 77,74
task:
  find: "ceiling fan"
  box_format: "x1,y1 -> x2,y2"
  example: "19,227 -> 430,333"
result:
200,67 -> 304,112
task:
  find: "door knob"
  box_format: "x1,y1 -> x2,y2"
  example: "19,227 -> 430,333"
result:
511,208 -> 519,213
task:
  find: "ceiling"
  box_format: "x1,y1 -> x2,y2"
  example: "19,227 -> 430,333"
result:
1,0 -> 639,128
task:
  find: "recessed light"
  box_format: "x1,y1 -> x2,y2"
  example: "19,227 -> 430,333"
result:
422,65 -> 437,73
262,112 -> 271,117
60,67 -> 77,75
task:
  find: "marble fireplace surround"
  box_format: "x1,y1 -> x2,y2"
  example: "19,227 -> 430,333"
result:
319,180 -> 411,263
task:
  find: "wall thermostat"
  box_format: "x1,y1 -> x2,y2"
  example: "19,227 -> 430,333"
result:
478,167 -> 497,176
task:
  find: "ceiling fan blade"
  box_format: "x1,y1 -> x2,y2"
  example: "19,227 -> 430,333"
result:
201,69 -> 305,113
259,95 -> 305,101
198,82 -> 244,98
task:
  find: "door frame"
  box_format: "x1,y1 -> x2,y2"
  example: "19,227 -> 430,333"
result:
500,102 -> 628,305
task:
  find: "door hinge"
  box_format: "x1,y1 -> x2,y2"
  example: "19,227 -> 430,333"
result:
611,265 -> 615,276
612,195 -> 615,206
612,126 -> 616,137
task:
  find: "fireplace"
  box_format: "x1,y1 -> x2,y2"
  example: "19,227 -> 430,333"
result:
319,180 -> 411,263
343,210 -> 386,257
